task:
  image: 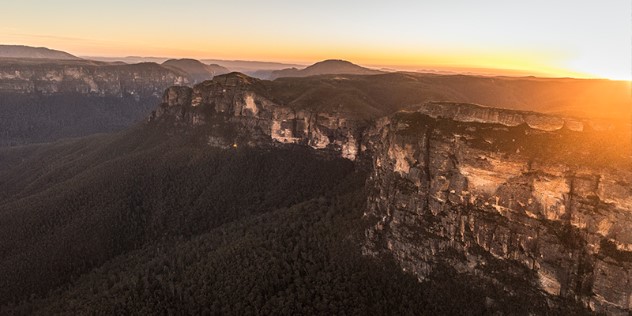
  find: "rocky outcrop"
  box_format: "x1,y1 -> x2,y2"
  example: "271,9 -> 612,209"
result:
362,111 -> 632,315
0,61 -> 188,97
412,102 -> 599,132
150,73 -> 364,160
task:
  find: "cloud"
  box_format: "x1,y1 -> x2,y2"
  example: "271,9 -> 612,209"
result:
0,31 -> 119,47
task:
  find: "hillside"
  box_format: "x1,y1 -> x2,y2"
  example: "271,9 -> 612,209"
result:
264,59 -> 384,79
265,72 -> 631,120
201,59 -> 303,73
83,56 -> 303,73
0,45 -> 80,60
162,58 -> 230,83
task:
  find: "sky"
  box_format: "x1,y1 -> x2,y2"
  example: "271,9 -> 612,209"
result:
1,0 -> 630,79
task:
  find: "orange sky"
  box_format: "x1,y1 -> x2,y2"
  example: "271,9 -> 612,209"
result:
1,1 -> 630,80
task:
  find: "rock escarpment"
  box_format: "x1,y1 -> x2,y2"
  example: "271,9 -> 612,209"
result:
362,111 -> 632,315
150,73 -> 364,160
0,60 -> 192,146
0,61 -> 188,97
152,73 -> 632,314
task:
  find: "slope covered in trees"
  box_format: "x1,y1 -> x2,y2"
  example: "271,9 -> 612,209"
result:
0,93 -> 159,146
0,122 -> 593,314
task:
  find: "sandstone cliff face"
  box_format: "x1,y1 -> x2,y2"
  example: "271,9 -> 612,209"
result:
0,62 -> 188,97
150,73 -> 364,160
412,102 -> 603,132
362,111 -> 632,314
151,75 -> 632,314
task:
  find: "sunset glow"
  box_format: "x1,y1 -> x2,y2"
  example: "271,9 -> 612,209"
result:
1,0 -> 630,80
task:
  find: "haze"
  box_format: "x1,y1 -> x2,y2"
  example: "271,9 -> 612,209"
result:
1,0 -> 630,79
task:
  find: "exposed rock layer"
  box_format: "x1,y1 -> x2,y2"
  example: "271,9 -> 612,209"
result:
0,61 -> 188,97
362,112 -> 632,315
151,73 -> 364,160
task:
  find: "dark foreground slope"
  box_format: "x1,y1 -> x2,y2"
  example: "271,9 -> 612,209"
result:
0,123 -> 590,315
0,93 -> 159,146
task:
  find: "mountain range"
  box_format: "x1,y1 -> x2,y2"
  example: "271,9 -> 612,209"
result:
162,59 -> 230,83
0,45 -> 81,60
261,59 -> 384,80
83,56 -> 304,73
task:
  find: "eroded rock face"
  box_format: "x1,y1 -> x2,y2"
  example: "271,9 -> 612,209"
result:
150,73 -> 364,160
0,62 -> 188,97
362,111 -> 632,314
413,102 -> 599,132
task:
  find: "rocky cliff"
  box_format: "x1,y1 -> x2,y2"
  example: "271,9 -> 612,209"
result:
0,60 -> 192,146
150,73 -> 365,160
362,110 -> 632,315
0,60 -> 188,97
151,73 -> 632,314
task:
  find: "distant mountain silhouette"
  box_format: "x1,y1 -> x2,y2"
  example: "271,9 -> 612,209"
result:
162,58 -> 230,83
200,59 -> 304,73
82,56 -> 303,73
0,45 -> 80,60
268,59 -> 384,79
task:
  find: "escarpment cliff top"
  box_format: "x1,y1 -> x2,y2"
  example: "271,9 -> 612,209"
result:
155,71 -> 631,121
413,101 -> 621,133
152,72 -> 631,169
155,72 -> 630,132
154,72 -> 396,120
0,59 -> 190,97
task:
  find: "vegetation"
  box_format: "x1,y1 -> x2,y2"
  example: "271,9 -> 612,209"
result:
0,124 -> 593,314
0,93 -> 159,146
265,72 -> 631,121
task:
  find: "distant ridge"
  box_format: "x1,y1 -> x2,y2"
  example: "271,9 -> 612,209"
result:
269,59 -> 384,79
162,58 -> 230,83
0,45 -> 80,60
82,56 -> 303,73
200,59 -> 304,72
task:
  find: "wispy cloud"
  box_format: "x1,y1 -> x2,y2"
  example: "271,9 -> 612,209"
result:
0,31 -> 117,45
